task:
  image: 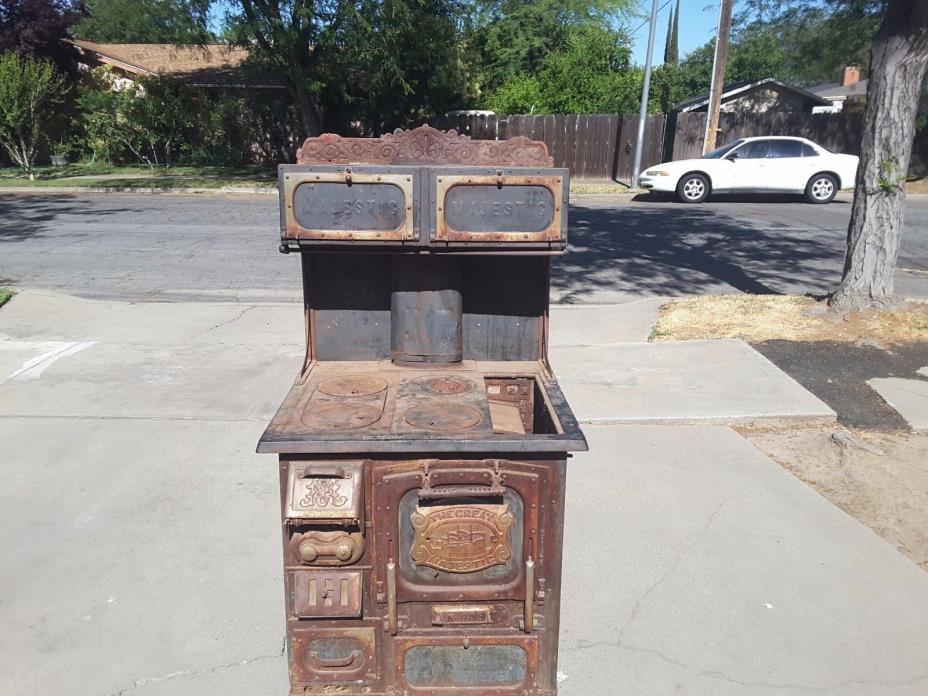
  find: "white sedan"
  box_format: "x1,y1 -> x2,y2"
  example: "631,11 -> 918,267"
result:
638,136 -> 859,204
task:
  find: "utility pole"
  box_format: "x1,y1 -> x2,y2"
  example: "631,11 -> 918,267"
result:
632,0 -> 660,187
702,0 -> 734,154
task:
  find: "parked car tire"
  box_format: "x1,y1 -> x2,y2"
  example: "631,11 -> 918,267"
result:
804,173 -> 838,204
675,173 -> 710,203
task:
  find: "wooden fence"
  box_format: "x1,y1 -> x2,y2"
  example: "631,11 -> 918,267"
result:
431,111 -> 926,180
431,113 -> 665,181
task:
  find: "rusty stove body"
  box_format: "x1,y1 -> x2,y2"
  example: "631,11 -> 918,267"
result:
259,126 -> 587,695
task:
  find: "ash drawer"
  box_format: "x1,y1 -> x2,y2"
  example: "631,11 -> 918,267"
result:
289,624 -> 380,684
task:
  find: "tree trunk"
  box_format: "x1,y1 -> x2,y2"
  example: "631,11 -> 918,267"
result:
292,81 -> 324,137
830,0 -> 928,312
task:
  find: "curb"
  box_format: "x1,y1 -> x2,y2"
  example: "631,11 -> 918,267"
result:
0,185 -> 278,195
0,184 -> 642,197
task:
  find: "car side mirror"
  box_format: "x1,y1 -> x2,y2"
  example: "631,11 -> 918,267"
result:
726,152 -> 739,161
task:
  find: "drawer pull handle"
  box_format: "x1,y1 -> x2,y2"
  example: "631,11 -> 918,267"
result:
524,558 -> 535,633
308,649 -> 361,670
387,560 -> 398,635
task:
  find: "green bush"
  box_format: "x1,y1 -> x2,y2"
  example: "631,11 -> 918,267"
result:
75,68 -> 300,167
0,53 -> 68,179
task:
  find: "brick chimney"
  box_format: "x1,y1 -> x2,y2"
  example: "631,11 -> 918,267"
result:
841,65 -> 860,87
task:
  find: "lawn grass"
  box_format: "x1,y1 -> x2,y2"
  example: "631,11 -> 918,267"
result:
0,175 -> 275,190
0,288 -> 14,308
0,163 -> 276,186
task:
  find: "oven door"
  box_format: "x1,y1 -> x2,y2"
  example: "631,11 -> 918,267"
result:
373,459 -> 542,604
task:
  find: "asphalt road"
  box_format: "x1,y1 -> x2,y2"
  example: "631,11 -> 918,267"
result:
1,191 -> 927,303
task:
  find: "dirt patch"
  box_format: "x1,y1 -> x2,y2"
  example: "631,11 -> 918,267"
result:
753,340 -> 928,430
741,424 -> 928,572
907,178 -> 928,195
651,294 -> 928,344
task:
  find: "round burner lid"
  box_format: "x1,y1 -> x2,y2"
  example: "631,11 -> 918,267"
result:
413,376 -> 478,396
404,403 -> 483,431
302,402 -> 384,430
316,375 -> 389,398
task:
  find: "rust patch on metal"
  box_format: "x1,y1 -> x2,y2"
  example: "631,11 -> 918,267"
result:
285,461 -> 363,523
316,375 -> 388,397
410,503 -> 513,572
414,375 -> 477,395
404,402 -> 483,431
302,401 -> 384,431
296,125 -> 553,167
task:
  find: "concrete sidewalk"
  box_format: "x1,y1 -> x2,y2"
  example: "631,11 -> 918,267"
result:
1,291 -> 926,696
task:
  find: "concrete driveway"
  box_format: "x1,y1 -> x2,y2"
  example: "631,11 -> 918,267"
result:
2,291 -> 928,696
1,191 -> 927,302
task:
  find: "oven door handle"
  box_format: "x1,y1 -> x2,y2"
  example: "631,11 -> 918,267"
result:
386,560 -> 398,635
524,558 -> 535,633
418,483 -> 506,500
418,461 -> 506,499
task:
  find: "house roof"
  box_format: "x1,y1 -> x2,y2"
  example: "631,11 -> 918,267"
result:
810,79 -> 869,101
69,39 -> 286,88
673,78 -> 833,112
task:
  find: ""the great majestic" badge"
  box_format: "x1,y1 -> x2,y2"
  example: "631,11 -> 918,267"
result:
410,504 -> 514,573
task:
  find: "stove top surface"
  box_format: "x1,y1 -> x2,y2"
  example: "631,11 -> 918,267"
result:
259,360 -> 588,454
296,369 -> 494,436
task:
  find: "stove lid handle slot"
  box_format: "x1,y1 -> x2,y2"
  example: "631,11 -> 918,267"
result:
299,465 -> 353,479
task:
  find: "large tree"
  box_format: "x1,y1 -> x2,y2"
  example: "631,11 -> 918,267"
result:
663,0 -> 678,65
225,0 -> 476,136
74,0 -> 213,43
224,0 -> 351,135
740,0 -> 927,310
0,0 -> 84,76
486,23 -> 640,113
830,0 -> 928,310
736,1 -> 879,86
466,0 -> 633,94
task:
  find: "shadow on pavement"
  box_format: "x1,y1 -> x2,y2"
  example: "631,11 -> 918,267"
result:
0,194 -> 144,243
553,203 -> 841,302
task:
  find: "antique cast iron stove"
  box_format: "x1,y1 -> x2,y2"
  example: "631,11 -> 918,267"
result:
260,125 -> 587,695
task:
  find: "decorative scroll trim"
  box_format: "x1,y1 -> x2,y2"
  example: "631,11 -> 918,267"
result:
296,125 -> 553,167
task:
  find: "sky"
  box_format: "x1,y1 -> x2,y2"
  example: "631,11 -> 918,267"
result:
629,0 -> 747,66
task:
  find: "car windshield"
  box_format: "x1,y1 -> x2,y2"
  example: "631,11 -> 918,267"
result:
702,140 -> 745,159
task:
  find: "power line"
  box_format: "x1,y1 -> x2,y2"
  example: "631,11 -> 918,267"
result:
629,0 -> 672,37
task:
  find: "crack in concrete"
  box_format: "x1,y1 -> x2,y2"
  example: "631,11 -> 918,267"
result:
104,637 -> 285,696
561,494 -> 928,692
614,495 -> 730,644
196,305 -> 257,336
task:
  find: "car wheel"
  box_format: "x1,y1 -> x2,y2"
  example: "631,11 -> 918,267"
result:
676,173 -> 710,203
805,173 -> 838,204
